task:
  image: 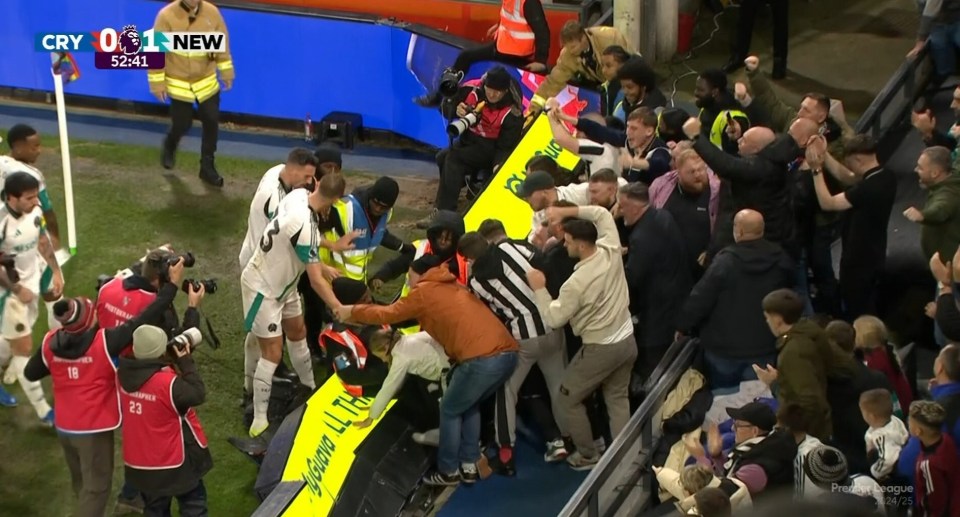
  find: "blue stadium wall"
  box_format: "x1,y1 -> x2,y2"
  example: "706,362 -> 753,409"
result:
0,0 -> 470,148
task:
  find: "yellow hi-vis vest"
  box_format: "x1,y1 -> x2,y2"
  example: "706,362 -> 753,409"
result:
699,109 -> 749,148
318,195 -> 392,282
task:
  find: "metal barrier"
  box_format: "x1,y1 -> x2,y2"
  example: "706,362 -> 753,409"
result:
558,338 -> 700,517
855,42 -> 934,140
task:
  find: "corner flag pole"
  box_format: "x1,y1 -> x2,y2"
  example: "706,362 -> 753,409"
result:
50,53 -> 78,258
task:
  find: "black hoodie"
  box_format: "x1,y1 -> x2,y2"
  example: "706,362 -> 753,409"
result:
698,90 -> 752,155
117,352 -> 211,496
676,238 -> 795,359
695,133 -> 800,259
24,283 -> 180,383
372,210 -> 465,284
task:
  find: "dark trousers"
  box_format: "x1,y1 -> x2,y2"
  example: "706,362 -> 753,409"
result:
839,266 -> 881,322
119,480 -> 140,501
167,92 -> 220,158
435,137 -> 496,211
297,272 -> 327,353
704,349 -> 778,391
143,480 -> 208,517
808,222 -> 840,316
452,41 -> 532,75
58,430 -> 114,517
732,0 -> 789,64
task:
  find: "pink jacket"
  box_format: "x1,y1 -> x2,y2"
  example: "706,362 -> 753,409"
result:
648,169 -> 721,235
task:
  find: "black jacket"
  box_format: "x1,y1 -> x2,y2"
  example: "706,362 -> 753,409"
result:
522,0 -> 551,65
24,284 -> 180,382
826,360 -> 890,475
119,274 -> 199,338
937,291 -> 960,342
542,242 -> 580,359
695,133 -> 799,258
676,239 -> 795,359
117,354 -> 212,496
625,208 -> 692,350
372,210 -> 465,284
698,90 -> 752,155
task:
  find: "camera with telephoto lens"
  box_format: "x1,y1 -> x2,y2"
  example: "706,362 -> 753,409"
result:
182,278 -> 217,295
438,67 -> 464,98
447,101 -> 487,138
0,253 -> 18,284
168,328 -> 211,353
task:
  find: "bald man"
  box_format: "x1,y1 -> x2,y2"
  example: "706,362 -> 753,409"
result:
682,116 -> 801,262
676,209 -> 796,390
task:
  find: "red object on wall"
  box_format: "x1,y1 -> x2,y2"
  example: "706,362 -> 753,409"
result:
244,0 -> 579,65
677,12 -> 696,55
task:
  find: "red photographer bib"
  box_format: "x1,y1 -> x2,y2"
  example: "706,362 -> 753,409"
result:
41,328 -> 121,433
119,366 -> 208,469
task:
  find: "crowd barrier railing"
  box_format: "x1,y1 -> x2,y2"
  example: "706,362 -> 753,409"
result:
558,337 -> 700,517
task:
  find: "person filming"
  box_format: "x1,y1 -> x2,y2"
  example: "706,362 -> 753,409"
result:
118,323 -> 211,517
22,258 -> 189,517
419,66 -> 522,227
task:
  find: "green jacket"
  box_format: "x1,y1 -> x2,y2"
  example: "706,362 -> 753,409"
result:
921,174 -> 960,260
775,319 -> 855,441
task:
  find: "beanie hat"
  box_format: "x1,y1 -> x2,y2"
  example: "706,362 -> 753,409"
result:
53,297 -> 95,334
314,146 -> 342,169
368,177 -> 399,207
484,66 -> 512,91
132,325 -> 168,360
332,277 -> 369,305
516,170 -> 556,199
411,254 -> 443,275
803,445 -> 849,488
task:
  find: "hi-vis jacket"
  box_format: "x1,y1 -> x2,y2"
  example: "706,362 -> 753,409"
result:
319,195 -> 392,281
148,1 -> 234,103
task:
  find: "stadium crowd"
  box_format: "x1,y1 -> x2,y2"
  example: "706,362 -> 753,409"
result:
4,1 -> 960,515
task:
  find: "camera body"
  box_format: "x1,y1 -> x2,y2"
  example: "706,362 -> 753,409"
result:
438,67 -> 464,98
0,253 -> 19,284
181,278 -> 217,295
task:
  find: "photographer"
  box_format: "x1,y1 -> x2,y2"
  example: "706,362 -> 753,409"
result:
117,322 -> 211,517
97,247 -> 200,341
22,259 -> 188,517
418,66 -> 522,227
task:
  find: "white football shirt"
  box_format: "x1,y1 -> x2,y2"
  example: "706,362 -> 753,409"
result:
241,189 -> 321,300
0,204 -> 46,294
239,164 -> 290,267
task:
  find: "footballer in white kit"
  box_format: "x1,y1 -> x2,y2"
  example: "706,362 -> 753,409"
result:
238,150 -> 318,405
240,175 -> 344,437
0,125 -> 65,388
0,171 -> 64,424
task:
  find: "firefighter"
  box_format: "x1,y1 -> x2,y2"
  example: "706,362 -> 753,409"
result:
148,0 -> 235,187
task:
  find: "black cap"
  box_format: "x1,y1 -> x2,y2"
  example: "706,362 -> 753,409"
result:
484,66 -> 512,91
314,146 -> 342,169
368,177 -> 399,207
332,278 -> 368,305
726,401 -> 776,432
516,170 -> 555,199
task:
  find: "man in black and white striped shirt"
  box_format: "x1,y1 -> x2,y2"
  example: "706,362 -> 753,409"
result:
459,219 -> 568,472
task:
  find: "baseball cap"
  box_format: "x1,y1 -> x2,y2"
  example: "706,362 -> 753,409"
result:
726,401 -> 777,432
516,170 -> 555,199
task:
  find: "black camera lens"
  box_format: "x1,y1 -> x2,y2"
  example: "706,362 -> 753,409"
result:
181,278 -> 217,294
168,252 -> 195,268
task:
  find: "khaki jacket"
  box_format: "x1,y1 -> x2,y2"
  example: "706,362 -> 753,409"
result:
147,1 -> 234,103
532,26 -> 635,106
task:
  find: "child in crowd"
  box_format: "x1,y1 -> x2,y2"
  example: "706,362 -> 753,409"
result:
352,329 -> 450,430
859,388 -> 909,481
853,316 -> 913,412
907,400 -> 960,517
653,463 -> 751,514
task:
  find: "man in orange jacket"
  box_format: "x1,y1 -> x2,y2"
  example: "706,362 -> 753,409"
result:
415,0 -> 551,107
335,255 -> 519,486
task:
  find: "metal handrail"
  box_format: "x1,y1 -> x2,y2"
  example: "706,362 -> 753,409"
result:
855,41 -> 933,140
558,338 -> 699,517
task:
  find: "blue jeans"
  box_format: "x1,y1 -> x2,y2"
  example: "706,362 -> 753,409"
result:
704,349 -> 778,392
438,351 -> 518,474
143,480 -> 207,517
929,22 -> 960,77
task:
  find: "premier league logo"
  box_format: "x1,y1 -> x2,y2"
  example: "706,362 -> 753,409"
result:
118,25 -> 142,56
